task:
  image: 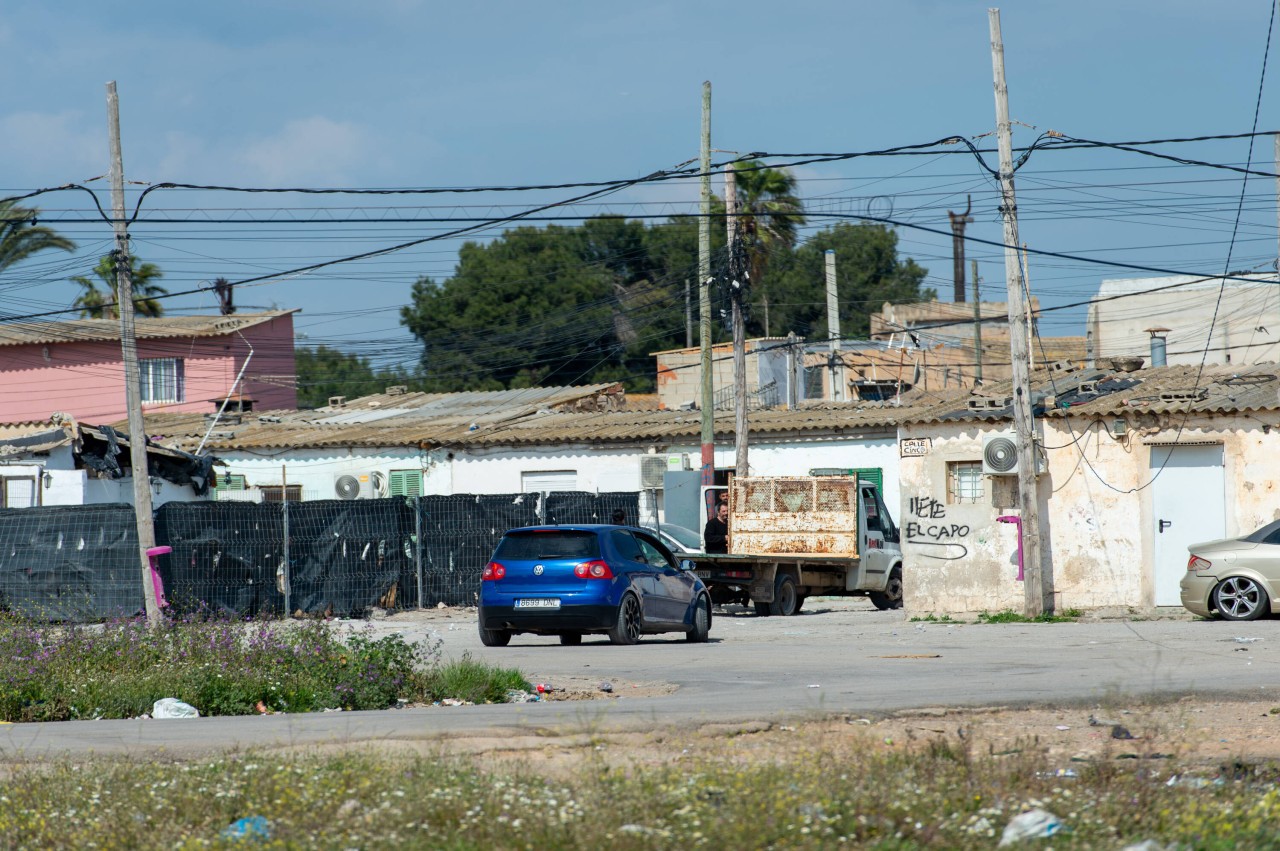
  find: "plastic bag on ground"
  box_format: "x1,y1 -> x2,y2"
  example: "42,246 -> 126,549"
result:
999,808 -> 1064,846
152,698 -> 200,719
221,816 -> 270,841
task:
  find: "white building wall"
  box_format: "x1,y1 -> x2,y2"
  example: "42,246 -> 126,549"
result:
214,448 -> 439,501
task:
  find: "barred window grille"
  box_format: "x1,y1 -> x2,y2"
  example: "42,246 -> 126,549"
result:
140,357 -> 185,403
947,461 -> 984,504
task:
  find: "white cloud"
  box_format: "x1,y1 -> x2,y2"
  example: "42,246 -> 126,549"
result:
237,116 -> 376,185
0,111 -> 103,182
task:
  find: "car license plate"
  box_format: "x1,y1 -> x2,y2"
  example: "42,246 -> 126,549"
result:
696,570 -> 711,579
515,598 -> 561,609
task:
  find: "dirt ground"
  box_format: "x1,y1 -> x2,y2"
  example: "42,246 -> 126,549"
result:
411,683 -> 1280,776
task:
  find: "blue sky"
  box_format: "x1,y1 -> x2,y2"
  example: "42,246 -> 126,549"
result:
2,1 -> 1278,371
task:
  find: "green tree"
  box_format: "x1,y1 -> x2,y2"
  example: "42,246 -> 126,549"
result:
725,161 -> 805,336
0,199 -> 75,276
401,218 -> 703,392
294,345 -> 420,408
767,222 -> 933,342
71,254 -> 168,319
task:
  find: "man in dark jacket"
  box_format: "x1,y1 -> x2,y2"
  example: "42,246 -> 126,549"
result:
703,501 -> 729,553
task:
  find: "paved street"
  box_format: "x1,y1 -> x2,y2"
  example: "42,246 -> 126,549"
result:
3,600 -> 1277,759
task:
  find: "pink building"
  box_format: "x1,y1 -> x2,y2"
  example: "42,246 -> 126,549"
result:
0,311 -> 298,423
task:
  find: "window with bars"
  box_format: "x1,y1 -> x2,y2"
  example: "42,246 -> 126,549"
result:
1,476 -> 38,508
259,484 -> 302,503
947,461 -> 984,504
140,357 -> 185,403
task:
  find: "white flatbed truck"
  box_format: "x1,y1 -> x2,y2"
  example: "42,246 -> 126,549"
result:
685,476 -> 903,616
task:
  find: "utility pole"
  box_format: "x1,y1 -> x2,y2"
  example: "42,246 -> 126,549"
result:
1274,135 -> 1280,272
726,164 -> 749,477
948,197 -> 973,302
989,9 -> 1049,617
107,82 -> 161,626
698,82 -> 716,506
825,250 -> 842,401
971,258 -> 983,385
1022,242 -> 1035,371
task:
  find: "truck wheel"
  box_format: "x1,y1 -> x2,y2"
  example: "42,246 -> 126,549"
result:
769,574 -> 800,617
870,566 -> 904,611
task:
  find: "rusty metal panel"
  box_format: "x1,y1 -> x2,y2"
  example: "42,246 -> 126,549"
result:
728,477 -> 860,557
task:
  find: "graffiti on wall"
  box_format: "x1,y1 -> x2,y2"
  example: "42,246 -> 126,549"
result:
905,495 -> 970,559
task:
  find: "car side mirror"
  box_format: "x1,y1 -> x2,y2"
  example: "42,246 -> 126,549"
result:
680,559 -> 696,571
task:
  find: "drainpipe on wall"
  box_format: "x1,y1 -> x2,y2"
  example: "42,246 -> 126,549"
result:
997,515 -> 1024,581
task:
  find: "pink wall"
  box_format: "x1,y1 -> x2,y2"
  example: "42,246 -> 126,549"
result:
0,314 -> 298,423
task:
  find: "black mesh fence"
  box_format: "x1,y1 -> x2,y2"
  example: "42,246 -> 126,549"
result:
0,504 -> 143,621
1,491 -> 637,621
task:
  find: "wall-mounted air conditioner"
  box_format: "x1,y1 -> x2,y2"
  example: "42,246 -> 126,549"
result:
334,471 -> 388,500
982,433 -> 1020,476
640,456 -> 667,489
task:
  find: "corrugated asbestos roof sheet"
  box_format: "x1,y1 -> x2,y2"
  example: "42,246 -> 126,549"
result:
311,383 -> 622,424
133,363 -> 1280,453
0,311 -> 296,348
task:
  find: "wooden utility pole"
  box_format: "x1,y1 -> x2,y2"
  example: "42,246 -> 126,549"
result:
948,197 -> 973,302
107,82 -> 161,626
971,258 -> 983,385
726,165 -> 749,477
989,9 -> 1049,616
698,82 -> 716,503
825,249 -> 842,401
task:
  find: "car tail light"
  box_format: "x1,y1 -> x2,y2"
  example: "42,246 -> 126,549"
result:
1187,555 -> 1212,572
574,560 -> 614,579
482,562 -> 507,581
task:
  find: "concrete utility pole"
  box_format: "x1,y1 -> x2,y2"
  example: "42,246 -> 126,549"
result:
989,9 -> 1049,616
698,82 -> 715,504
971,258 -> 984,385
684,278 -> 693,348
107,82 -> 161,626
1274,135 -> 1280,271
726,165 -> 749,477
948,197 -> 973,302
825,250 -> 842,401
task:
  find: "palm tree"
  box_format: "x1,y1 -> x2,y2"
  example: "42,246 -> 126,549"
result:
72,254 -> 168,319
730,161 -> 804,336
0,199 -> 75,275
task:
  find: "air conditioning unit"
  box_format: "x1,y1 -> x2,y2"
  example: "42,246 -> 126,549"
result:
640,456 -> 666,489
330,470 -> 371,499
982,433 -> 1020,476
982,433 -> 1046,476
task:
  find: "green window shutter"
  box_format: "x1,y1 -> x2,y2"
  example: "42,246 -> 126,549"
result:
214,474 -> 247,500
808,467 -> 883,490
389,470 -> 423,498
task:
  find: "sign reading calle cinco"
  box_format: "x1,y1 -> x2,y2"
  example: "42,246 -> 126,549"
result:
900,437 -> 931,457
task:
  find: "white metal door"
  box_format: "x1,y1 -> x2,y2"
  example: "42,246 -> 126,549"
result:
1150,444 -> 1224,606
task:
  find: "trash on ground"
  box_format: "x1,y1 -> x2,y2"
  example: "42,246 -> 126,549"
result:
998,808 -> 1064,846
1111,724 -> 1136,740
506,689 -> 536,703
1055,725 -> 1070,731
221,816 -> 270,842
1233,636 -> 1262,643
152,698 -> 199,719
598,681 -> 613,693
1121,840 -> 1171,851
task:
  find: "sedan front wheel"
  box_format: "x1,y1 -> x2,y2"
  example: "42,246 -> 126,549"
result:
1213,576 -> 1270,621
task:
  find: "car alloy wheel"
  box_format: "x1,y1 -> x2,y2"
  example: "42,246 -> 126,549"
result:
1214,576 -> 1269,621
609,594 -> 643,645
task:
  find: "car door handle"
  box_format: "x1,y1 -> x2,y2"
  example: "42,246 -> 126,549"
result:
1159,519 -> 1172,533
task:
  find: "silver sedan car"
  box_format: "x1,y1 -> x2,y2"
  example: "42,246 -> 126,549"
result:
1180,520 -> 1280,621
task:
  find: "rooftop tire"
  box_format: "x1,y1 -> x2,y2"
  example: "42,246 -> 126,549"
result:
686,594 -> 711,643
608,593 -> 644,645
479,623 -> 512,647
1213,576 -> 1269,621
769,574 -> 799,617
871,565 -> 904,611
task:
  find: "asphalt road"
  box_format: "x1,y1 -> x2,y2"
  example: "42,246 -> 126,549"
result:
4,600 -> 1277,759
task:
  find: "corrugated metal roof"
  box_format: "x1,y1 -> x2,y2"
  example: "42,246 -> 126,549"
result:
311,383 -> 623,424
0,311 -> 296,348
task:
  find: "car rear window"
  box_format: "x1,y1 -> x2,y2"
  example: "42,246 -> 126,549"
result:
1243,519 -> 1280,544
494,531 -> 601,560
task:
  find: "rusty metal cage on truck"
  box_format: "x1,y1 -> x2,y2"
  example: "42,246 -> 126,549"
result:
727,476 -> 862,557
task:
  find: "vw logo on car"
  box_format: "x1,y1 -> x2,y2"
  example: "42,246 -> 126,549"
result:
533,564 -> 544,575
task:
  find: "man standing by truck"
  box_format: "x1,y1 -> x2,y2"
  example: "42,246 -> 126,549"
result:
703,501 -> 729,553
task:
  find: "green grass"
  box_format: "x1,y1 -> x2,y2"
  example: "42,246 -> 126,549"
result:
909,613 -> 961,623
0,613 -> 529,721
0,741 -> 1276,848
977,608 -> 1084,624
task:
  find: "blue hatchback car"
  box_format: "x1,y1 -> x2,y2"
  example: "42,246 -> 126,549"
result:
478,525 -> 712,646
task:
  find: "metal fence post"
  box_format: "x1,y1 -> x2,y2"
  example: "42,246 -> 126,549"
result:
281,497 -> 291,617
414,495 -> 424,609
